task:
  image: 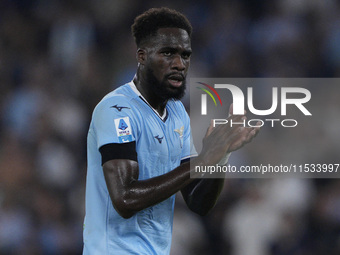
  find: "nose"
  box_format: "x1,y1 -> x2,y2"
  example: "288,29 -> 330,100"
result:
171,55 -> 186,71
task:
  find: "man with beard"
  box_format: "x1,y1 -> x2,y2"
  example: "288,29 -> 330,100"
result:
83,7 -> 259,255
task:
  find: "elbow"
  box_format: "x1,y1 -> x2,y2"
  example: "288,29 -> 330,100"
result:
112,198 -> 137,219
189,204 -> 212,216
196,208 -> 211,216
185,194 -> 217,216
186,198 -> 214,216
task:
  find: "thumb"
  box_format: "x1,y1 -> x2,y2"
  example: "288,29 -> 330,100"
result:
205,119 -> 214,138
229,103 -> 233,117
229,103 -> 246,116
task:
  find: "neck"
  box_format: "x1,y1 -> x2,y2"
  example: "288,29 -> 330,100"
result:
134,69 -> 167,115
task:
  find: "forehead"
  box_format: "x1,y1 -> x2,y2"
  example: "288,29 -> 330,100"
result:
147,28 -> 191,49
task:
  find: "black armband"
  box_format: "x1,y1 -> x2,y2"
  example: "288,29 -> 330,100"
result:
180,158 -> 190,165
99,142 -> 137,165
180,156 -> 197,165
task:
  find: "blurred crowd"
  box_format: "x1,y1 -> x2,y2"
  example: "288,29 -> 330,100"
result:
1,0 -> 340,254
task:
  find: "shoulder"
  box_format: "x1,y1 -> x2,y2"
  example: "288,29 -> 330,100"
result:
168,99 -> 186,111
100,84 -> 135,105
93,84 -> 137,115
167,99 -> 189,118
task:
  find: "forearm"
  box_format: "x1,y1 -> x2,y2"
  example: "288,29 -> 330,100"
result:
104,158 -> 203,218
182,178 -> 225,216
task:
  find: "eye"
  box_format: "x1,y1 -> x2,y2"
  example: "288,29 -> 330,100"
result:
182,52 -> 191,60
163,51 -> 172,57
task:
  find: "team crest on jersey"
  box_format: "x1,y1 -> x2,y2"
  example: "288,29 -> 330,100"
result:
114,117 -> 133,143
174,126 -> 184,148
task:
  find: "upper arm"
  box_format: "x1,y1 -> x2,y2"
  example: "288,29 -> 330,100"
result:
93,97 -> 139,217
103,159 -> 139,218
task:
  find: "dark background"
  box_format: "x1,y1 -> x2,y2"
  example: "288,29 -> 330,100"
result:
1,0 -> 340,254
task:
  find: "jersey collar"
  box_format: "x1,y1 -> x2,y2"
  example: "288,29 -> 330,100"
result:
128,79 -> 168,121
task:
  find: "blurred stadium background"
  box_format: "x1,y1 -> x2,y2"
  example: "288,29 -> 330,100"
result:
1,0 -> 340,254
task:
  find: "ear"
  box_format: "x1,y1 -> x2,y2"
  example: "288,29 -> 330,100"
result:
136,48 -> 147,65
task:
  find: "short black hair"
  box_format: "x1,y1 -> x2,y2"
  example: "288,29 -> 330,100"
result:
131,7 -> 192,47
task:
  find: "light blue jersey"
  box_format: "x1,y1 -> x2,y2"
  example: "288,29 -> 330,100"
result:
83,81 -> 197,255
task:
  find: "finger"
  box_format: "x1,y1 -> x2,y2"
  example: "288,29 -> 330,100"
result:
227,129 -> 247,152
205,119 -> 215,138
248,122 -> 261,138
244,125 -> 260,143
226,114 -> 246,124
216,115 -> 245,138
228,103 -> 233,117
222,125 -> 245,143
224,121 -> 261,152
244,129 -> 256,143
228,103 -> 247,115
228,124 -> 259,151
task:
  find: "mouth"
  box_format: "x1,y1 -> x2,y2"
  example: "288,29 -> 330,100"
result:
167,74 -> 185,88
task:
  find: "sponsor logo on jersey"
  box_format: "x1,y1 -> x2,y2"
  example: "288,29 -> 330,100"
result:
154,135 -> 164,144
111,105 -> 130,112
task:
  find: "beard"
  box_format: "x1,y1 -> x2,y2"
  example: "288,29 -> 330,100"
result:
144,66 -> 186,101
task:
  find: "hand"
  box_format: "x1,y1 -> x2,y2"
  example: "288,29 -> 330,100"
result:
199,104 -> 260,165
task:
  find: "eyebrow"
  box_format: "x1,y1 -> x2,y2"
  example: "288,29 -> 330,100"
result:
159,46 -> 192,54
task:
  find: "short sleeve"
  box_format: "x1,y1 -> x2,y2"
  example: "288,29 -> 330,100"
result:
92,96 -> 136,149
